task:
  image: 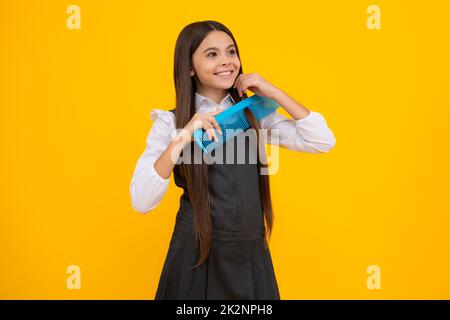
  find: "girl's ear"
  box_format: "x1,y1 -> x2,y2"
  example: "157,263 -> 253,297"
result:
190,69 -> 195,77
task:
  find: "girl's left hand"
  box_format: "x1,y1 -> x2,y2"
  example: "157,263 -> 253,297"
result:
233,72 -> 279,99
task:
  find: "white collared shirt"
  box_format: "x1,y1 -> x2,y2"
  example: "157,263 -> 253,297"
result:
130,92 -> 336,213
195,91 -> 234,114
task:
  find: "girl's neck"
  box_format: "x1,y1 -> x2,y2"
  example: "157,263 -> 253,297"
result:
196,87 -> 228,105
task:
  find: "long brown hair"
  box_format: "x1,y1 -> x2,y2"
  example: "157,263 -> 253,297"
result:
173,20 -> 274,269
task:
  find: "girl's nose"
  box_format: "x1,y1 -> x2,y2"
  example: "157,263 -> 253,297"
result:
220,56 -> 231,66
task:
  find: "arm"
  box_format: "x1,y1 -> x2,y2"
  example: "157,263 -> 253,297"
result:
233,73 -> 336,153
261,89 -> 336,153
270,88 -> 312,120
130,110 -> 181,214
130,109 -> 221,213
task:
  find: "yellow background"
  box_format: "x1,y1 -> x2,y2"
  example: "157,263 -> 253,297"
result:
1,0 -> 450,299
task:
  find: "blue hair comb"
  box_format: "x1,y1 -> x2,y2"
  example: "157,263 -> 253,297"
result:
193,94 -> 280,153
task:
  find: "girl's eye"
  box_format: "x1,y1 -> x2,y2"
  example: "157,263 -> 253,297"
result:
207,49 -> 236,57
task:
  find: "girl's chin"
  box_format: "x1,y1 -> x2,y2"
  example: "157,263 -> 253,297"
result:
211,80 -> 233,87
213,78 -> 235,87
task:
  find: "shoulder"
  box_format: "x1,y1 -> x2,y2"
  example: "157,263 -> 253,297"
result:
150,108 -> 176,128
147,108 -> 178,141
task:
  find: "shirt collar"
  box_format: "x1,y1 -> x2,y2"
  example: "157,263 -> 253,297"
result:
195,91 -> 236,114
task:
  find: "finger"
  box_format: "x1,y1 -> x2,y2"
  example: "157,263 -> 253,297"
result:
239,75 -> 253,96
241,78 -> 255,95
203,122 -> 215,141
206,110 -> 221,116
234,73 -> 246,92
212,128 -> 219,141
206,127 -> 219,141
233,73 -> 243,89
205,128 -> 213,141
238,77 -> 249,96
212,118 -> 222,135
208,120 -> 221,141
234,74 -> 244,93
235,73 -> 251,94
202,121 -> 212,130
205,115 -> 222,134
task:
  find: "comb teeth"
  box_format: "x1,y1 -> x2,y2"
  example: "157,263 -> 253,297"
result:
203,110 -> 250,153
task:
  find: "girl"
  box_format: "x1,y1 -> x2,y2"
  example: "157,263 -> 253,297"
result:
130,20 -> 336,300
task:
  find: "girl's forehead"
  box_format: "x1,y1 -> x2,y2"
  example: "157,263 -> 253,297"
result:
199,31 -> 234,48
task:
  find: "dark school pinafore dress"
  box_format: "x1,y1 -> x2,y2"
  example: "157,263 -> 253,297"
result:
154,109 -> 280,300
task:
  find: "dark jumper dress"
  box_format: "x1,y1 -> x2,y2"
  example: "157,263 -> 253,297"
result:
154,109 -> 280,300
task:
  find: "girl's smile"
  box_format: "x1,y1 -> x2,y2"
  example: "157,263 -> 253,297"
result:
214,69 -> 235,78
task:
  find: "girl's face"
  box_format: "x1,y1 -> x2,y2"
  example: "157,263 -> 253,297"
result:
191,31 -> 241,96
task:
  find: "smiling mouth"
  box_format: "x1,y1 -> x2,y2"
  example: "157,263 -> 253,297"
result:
214,70 -> 234,77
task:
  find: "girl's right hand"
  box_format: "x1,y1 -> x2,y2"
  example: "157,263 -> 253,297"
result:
184,111 -> 223,142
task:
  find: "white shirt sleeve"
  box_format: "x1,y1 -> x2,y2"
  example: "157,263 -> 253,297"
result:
129,109 -> 176,214
260,110 -> 336,153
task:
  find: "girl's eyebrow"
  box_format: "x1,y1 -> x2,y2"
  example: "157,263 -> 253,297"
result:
203,44 -> 235,53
